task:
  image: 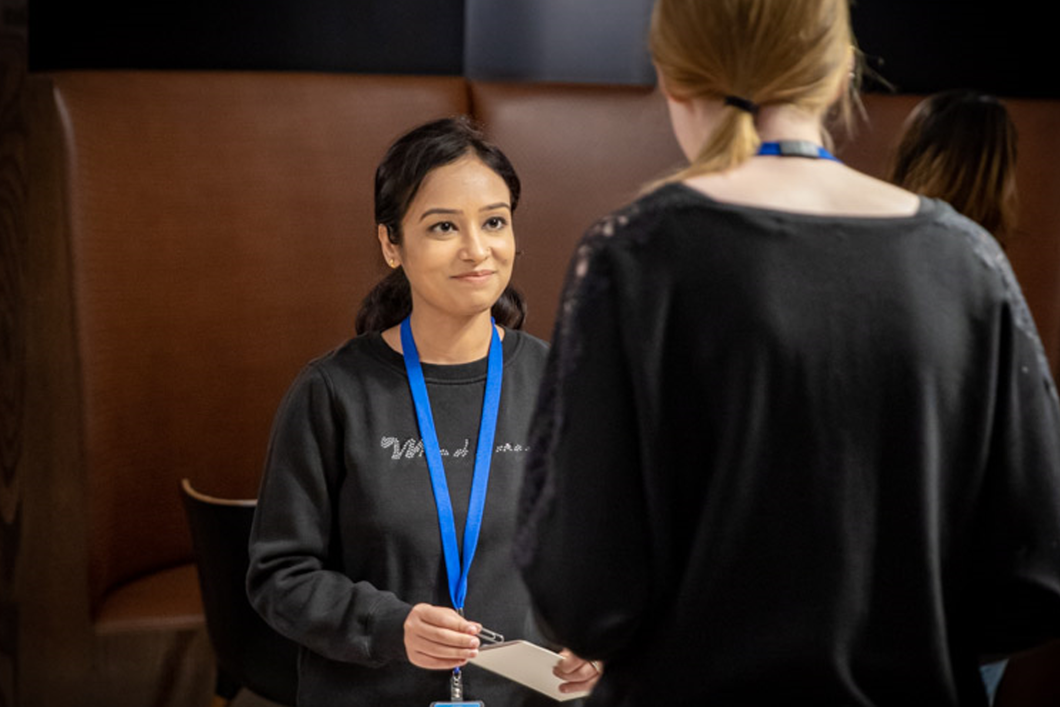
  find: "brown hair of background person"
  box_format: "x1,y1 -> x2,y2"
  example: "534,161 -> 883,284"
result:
888,90 -> 1019,245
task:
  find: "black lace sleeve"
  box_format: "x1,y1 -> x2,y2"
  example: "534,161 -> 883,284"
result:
514,204 -> 653,659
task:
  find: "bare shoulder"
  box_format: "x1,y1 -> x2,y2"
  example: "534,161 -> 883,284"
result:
834,165 -> 921,216
684,160 -> 921,217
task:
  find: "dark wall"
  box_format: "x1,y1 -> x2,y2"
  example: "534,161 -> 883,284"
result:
464,0 -> 656,84
853,0 -> 1048,98
26,0 -> 1053,97
28,0 -> 466,75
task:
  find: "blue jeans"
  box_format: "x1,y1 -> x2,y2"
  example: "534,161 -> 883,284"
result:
980,659 -> 1008,705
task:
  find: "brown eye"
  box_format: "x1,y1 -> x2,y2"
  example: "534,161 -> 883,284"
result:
430,221 -> 457,234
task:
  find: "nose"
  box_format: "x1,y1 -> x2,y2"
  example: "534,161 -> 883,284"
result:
460,227 -> 489,262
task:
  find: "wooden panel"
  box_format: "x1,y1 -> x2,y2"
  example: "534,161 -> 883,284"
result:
0,28 -> 28,707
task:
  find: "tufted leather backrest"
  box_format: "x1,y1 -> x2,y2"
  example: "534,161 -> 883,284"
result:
46,70 -> 470,620
31,71 -> 1060,630
471,80 -> 685,340
15,69 -> 1060,703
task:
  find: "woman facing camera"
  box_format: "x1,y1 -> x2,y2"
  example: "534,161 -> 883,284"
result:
248,117 -> 599,706
515,1 -> 1060,705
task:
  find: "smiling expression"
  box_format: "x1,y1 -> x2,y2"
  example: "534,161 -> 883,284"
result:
379,153 -> 515,324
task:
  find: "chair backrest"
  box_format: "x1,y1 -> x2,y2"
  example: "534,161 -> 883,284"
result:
39,71 -> 470,620
180,478 -> 299,706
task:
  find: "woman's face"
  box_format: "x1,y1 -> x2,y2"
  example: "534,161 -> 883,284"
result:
380,153 -> 515,323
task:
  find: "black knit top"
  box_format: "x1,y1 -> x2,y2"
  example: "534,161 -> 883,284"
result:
248,329 -> 555,706
516,184 -> 1060,706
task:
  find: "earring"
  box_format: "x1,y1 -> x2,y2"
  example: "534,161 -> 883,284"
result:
388,258 -> 398,268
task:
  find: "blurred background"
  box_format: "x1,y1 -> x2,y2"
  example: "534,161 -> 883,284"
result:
2,2 -> 1055,707
3,0 -> 1051,97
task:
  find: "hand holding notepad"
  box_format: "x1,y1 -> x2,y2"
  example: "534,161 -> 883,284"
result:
469,640 -> 594,701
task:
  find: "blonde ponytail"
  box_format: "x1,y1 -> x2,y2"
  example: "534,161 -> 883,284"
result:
691,101 -> 761,176
647,0 -> 856,189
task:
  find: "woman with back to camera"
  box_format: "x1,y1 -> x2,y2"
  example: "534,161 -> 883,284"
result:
514,1 -> 1060,705
889,88 -> 1022,705
889,89 -> 1019,248
247,117 -> 599,706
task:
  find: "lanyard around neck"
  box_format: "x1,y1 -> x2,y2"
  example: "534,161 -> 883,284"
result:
400,316 -> 504,611
756,140 -> 840,162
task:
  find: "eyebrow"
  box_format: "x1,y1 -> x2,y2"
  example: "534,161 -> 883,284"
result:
418,203 -> 511,222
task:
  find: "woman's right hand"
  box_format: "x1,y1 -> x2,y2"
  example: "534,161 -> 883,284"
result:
403,603 -> 482,669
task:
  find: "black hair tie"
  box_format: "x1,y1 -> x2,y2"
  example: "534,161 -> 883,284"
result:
724,95 -> 759,115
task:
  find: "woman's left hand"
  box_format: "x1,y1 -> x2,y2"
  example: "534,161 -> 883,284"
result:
553,649 -> 603,694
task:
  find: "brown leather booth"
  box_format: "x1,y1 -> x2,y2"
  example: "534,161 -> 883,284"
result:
8,71 -> 1060,706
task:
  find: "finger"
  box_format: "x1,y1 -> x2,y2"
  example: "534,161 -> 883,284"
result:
555,661 -> 599,681
553,651 -> 600,680
559,677 -> 599,694
554,648 -> 587,675
406,631 -> 480,669
407,625 -> 481,664
404,604 -> 481,668
554,648 -> 577,671
413,630 -> 480,654
408,648 -> 472,671
558,664 -> 603,694
415,604 -> 478,633
406,607 -> 481,649
409,621 -> 481,649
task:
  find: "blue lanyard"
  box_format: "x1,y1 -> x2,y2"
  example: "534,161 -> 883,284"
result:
400,316 -> 503,611
757,140 -> 840,162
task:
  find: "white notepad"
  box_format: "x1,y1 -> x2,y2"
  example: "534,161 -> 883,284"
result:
468,640 -> 591,702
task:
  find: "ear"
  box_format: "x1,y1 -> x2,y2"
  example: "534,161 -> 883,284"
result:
834,45 -> 858,101
378,224 -> 400,268
654,62 -> 684,103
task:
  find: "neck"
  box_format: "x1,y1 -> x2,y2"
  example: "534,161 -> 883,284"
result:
404,310 -> 497,364
753,104 -> 826,145
672,97 -> 827,161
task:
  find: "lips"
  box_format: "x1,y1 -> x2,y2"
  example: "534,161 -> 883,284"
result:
453,270 -> 495,282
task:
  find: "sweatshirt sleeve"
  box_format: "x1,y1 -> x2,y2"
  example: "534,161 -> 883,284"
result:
515,231 -> 651,660
971,276 -> 1060,656
247,364 -> 412,666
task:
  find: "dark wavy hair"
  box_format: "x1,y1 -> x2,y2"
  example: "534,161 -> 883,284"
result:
355,116 -> 526,334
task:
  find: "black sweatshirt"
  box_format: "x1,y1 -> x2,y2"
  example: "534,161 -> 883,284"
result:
516,185 -> 1060,706
248,329 -> 555,706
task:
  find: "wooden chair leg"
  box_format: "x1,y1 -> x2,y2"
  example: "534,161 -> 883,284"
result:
211,665 -> 241,707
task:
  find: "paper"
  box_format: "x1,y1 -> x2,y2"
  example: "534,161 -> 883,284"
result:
468,640 -> 591,702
